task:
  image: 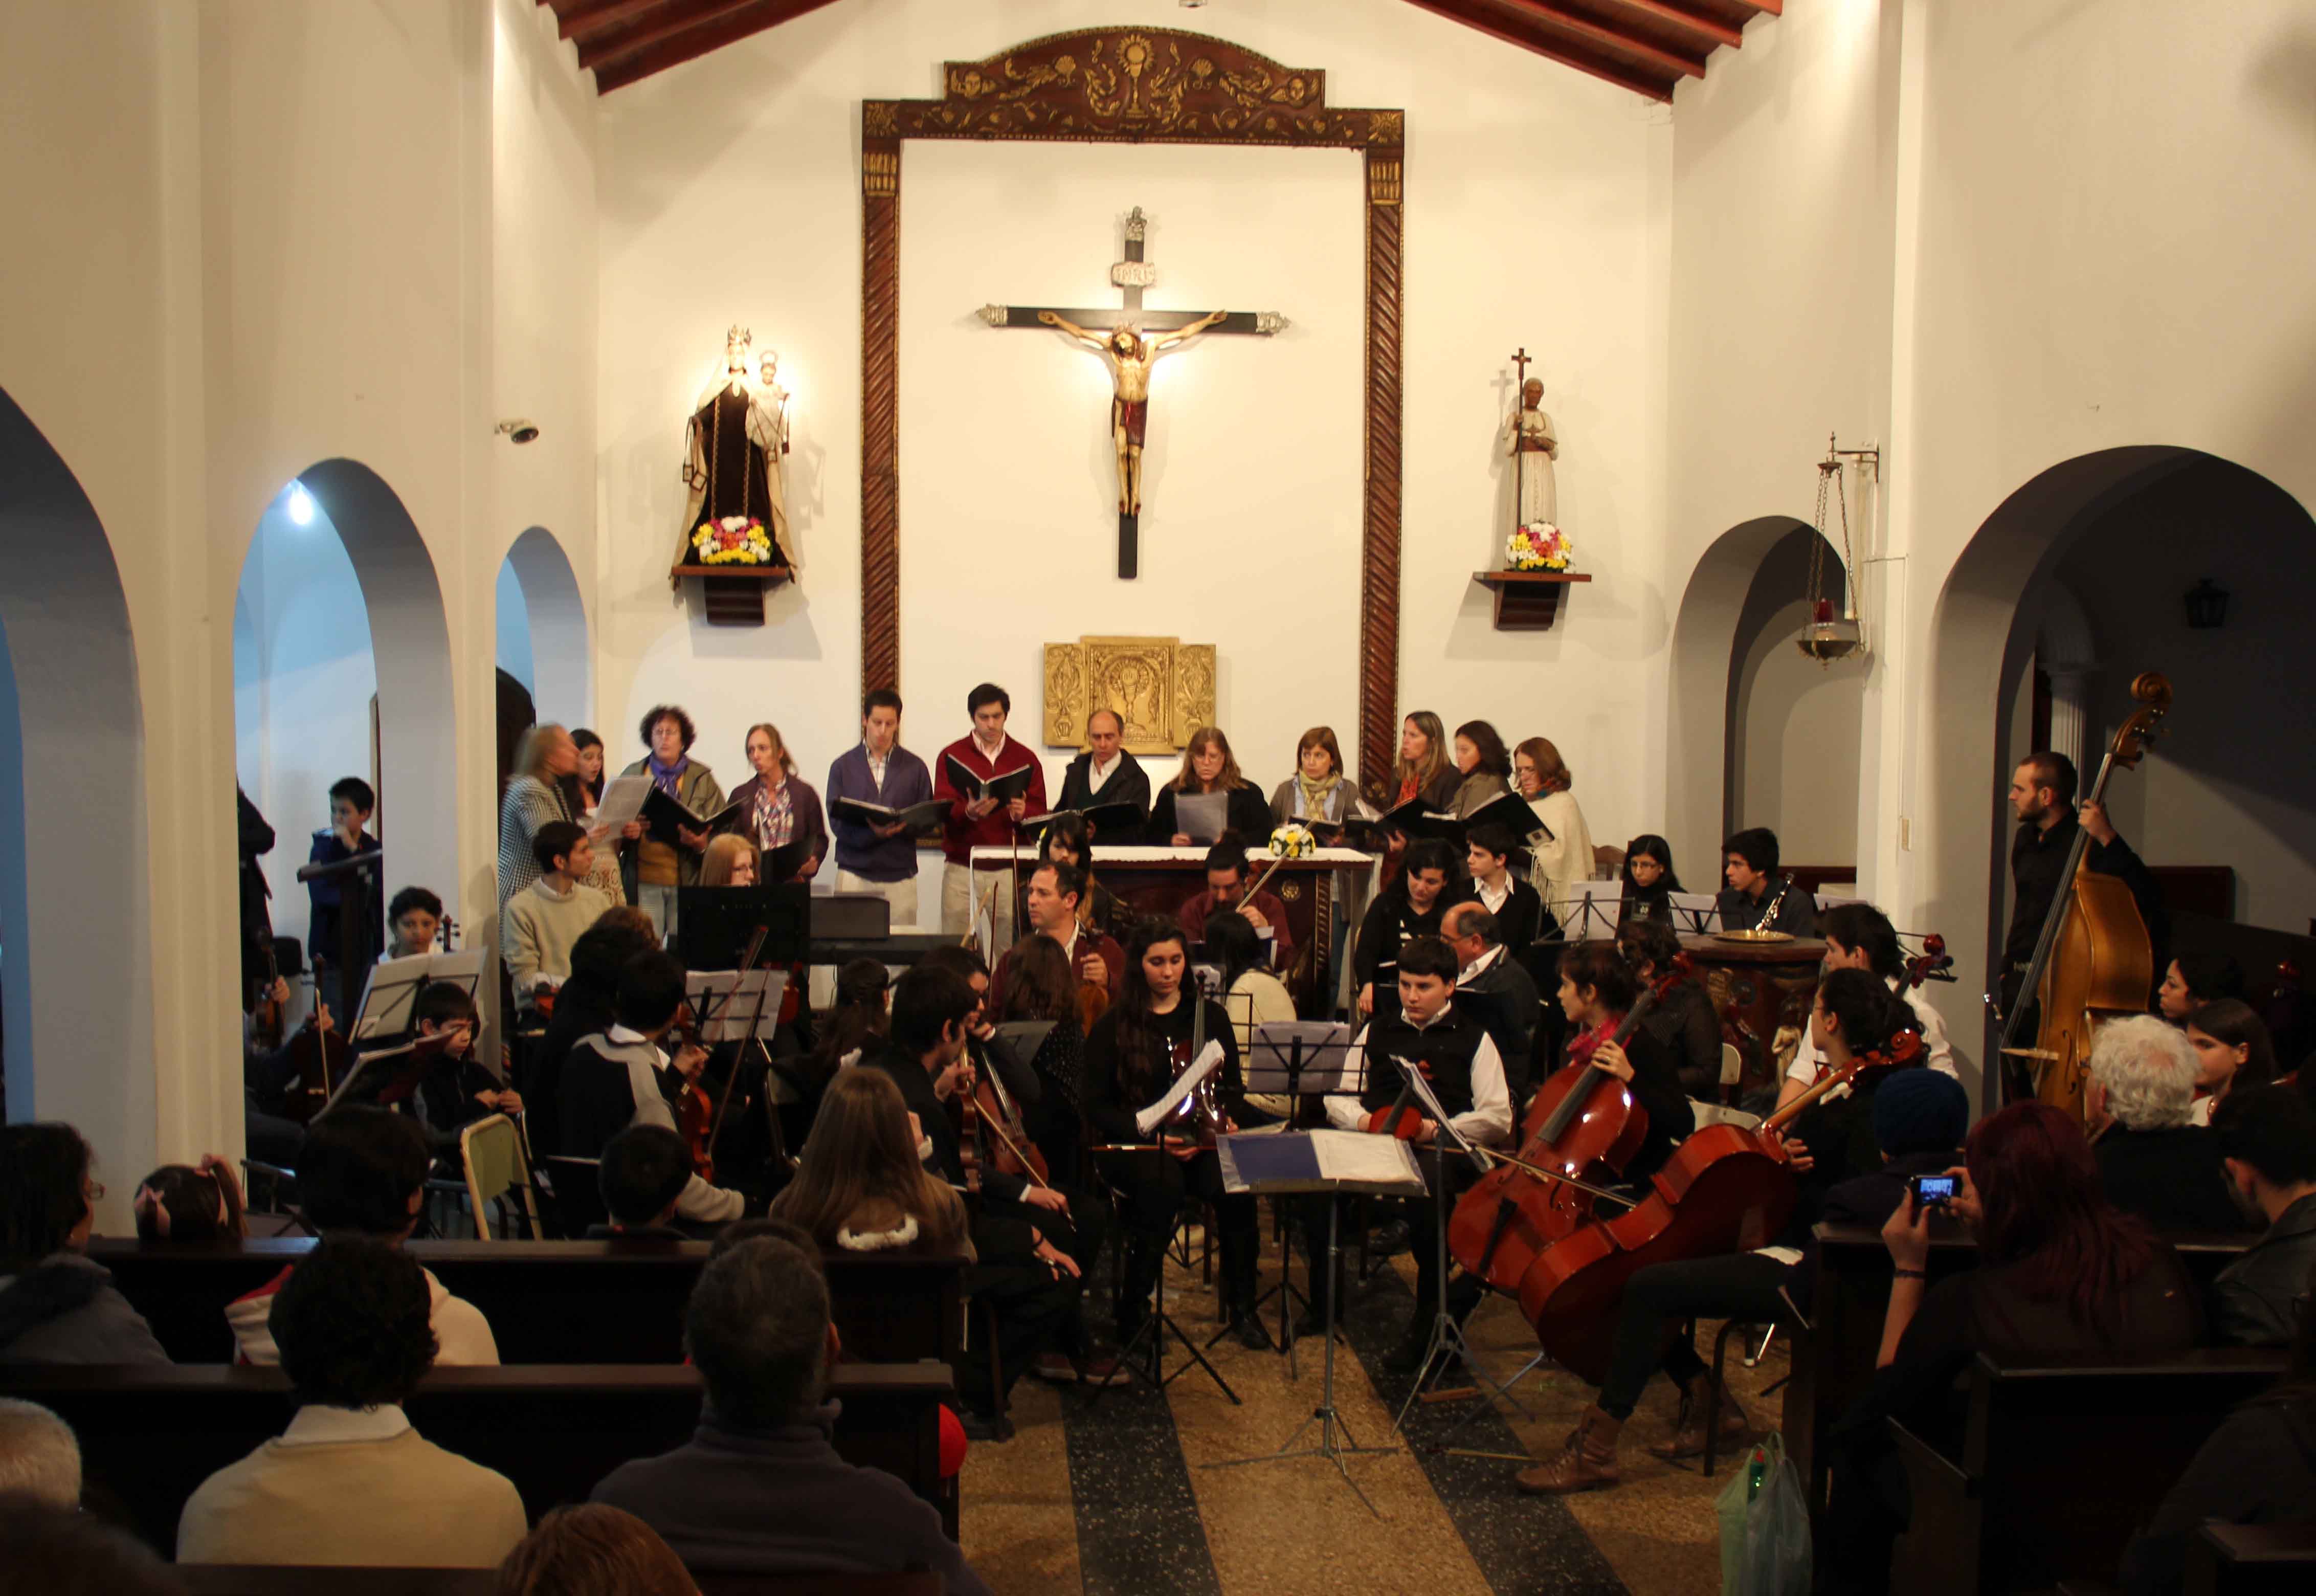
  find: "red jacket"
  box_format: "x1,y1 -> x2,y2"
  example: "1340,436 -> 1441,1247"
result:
932,735 -> 1048,866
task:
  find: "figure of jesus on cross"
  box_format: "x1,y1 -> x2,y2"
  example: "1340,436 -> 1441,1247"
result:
978,206 -> 1286,578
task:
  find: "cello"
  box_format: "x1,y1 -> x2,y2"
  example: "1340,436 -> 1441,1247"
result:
1999,672 -> 2172,1121
1443,959 -> 1690,1295
1513,1026 -> 1924,1384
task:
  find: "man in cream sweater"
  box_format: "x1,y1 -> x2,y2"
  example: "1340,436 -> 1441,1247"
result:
180,1236 -> 527,1567
504,822 -> 613,1013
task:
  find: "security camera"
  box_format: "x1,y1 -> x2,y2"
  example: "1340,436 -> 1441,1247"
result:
495,419 -> 541,445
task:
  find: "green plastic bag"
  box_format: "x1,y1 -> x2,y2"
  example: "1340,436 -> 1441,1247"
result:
1716,1433 -> 1812,1596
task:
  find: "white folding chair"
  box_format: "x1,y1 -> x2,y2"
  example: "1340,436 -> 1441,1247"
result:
459,1114 -> 542,1240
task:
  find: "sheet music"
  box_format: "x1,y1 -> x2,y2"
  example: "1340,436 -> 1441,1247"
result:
1173,790 -> 1230,844
1310,1129 -> 1422,1185
1135,1039 -> 1225,1136
352,947 -> 484,1039
1667,891 -> 1721,934
683,970 -> 782,1042
590,774 -> 652,840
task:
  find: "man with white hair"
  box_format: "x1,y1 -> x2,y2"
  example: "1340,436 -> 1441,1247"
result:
2088,1014 -> 2248,1233
0,1397 -> 81,1506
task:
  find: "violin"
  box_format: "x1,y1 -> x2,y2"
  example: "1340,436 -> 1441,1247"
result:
250,941 -> 286,1052
1511,1027 -> 1922,1383
282,956 -> 354,1125
672,1000 -> 717,1182
1444,958 -> 1689,1296
971,1038 -> 1050,1185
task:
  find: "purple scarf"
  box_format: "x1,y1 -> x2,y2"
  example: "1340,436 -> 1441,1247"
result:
646,752 -> 689,799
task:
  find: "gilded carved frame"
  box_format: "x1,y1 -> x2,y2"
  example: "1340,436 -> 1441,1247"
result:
859,27 -> 1406,782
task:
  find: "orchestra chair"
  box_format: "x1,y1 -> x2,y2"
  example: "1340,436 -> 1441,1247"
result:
459,1113 -> 543,1240
1699,1282 -> 1810,1477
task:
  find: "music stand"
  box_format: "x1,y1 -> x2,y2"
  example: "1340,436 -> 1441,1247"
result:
1549,881 -> 1624,941
675,883 -> 811,972
1205,1129 -> 1423,1515
1229,1020 -> 1359,1370
316,1029 -> 462,1119
1664,891 -> 1720,935
350,948 -> 486,1044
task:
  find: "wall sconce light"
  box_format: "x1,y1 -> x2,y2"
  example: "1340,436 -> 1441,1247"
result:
2183,578 -> 2229,629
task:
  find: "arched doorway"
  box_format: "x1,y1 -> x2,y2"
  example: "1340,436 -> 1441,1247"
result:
233,460 -> 455,1016
0,387 -> 151,1168
1925,447 -> 2316,1088
497,526 -> 590,730
1668,516 -> 1863,888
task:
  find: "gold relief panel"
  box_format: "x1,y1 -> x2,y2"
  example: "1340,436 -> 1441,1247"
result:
1043,636 -> 1216,755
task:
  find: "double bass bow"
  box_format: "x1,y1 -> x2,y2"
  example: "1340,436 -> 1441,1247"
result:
1443,958 -> 1691,1295
1998,672 -> 2173,1120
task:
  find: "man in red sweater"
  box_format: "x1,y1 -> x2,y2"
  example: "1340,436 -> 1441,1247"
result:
933,682 -> 1048,947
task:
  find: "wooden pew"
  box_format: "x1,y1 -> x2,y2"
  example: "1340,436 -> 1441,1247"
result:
179,1572 -> 942,1596
1792,1225 -> 2252,1515
2187,1523 -> 2316,1596
82,1237 -> 966,1366
2,1362 -> 957,1555
1887,1348 -> 2285,1596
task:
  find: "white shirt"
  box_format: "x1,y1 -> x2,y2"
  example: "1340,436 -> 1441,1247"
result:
1086,753 -> 1122,793
1784,976 -> 1957,1083
275,1404 -> 412,1448
607,1023 -> 671,1071
1325,1001 -> 1513,1146
1457,945 -> 1507,985
1475,875 -> 1511,914
973,732 -> 1006,762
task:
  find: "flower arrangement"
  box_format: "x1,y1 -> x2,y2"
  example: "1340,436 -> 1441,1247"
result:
690,516 -> 776,566
1267,823 -> 1317,860
1507,523 -> 1572,572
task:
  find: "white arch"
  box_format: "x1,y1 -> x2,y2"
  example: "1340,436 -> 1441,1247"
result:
500,526 -> 590,730
0,386 -> 153,1168
236,459 -> 459,965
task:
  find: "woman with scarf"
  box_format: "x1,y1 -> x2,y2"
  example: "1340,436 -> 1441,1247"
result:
618,705 -> 724,939
721,722 -> 827,885
1270,725 -> 1357,827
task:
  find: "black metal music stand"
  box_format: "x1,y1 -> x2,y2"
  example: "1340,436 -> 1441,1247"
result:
1084,1141 -> 1240,1409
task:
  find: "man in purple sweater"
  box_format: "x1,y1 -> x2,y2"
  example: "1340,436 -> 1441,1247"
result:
825,688 -> 934,929
591,1235 -> 990,1594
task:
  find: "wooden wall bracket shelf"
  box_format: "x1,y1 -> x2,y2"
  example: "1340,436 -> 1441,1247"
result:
1473,569 -> 1592,630
669,564 -> 791,627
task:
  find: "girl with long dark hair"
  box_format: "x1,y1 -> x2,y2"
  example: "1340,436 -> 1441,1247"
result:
1615,833 -> 1682,923
1081,922 -> 1265,1347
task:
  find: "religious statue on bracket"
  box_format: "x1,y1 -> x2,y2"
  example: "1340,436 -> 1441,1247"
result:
1501,346 -> 1573,575
674,325 -> 794,579
976,207 -> 1287,580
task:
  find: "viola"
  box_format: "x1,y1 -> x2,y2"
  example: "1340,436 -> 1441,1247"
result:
1445,959 -> 1688,1296
1513,1027 -> 1923,1383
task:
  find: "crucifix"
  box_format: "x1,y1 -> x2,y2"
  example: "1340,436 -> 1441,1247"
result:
978,207 -> 1288,578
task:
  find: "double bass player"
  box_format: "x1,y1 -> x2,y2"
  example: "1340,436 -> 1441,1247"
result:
2001,751 -> 2167,1017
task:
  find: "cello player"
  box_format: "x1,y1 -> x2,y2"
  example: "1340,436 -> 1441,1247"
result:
2002,751 -> 2168,1015
1516,973 -> 1950,1496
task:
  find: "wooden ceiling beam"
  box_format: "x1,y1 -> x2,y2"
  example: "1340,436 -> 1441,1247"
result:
1724,0 -> 1781,12
580,0 -> 762,71
551,0 -> 685,43
592,0 -> 842,92
1572,0 -> 1744,52
1401,0 -> 1676,101
1471,0 -> 1707,79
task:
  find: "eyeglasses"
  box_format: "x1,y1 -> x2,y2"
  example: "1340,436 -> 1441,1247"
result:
85,1181 -> 106,1202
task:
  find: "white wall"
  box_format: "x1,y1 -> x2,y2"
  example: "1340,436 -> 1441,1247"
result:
233,495 -> 381,954
595,0 -> 1670,850
1727,533 -> 1865,868
495,558 -> 536,693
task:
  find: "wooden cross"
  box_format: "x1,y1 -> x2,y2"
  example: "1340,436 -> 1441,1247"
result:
978,207 -> 1287,579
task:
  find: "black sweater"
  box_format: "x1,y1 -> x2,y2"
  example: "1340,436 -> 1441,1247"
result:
1081,999 -> 1242,1146
1145,782 -> 1271,847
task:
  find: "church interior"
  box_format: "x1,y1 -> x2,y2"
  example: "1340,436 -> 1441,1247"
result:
4,0 -> 2316,1591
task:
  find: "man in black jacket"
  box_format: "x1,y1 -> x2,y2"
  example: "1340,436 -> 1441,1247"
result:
1442,901 -> 1540,1102
862,964 -> 1093,1426
1054,707 -> 1151,825
2210,1085 -> 2316,1346
591,1234 -> 991,1594
2001,750 -> 2167,1011
2087,1014 -> 2247,1233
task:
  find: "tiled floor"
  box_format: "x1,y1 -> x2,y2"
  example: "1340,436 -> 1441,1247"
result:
959,1228 -> 1788,1595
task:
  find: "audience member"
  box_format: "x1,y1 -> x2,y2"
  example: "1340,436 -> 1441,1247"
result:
558,951 -> 745,1225
0,1495 -> 184,1596
590,1234 -> 992,1595
498,1503 -> 698,1596
2156,948 -> 2245,1024
2119,1263 -> 2316,1596
2086,1015 -> 2246,1233
0,1396 -> 81,1506
227,1106 -> 498,1365
131,1156 -> 246,1242
2185,998 -> 2278,1124
2209,1084 -> 2316,1346
1823,1101 -> 2200,1593
771,1068 -> 969,1254
590,1125 -> 696,1240
180,1235 -> 528,1567
505,820 -> 614,1009
0,1123 -> 168,1365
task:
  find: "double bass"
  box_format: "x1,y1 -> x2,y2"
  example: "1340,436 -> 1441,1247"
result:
2000,672 -> 2173,1121
1444,960 -> 1690,1296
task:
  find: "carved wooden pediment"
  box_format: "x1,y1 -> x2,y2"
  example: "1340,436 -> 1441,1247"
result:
866,29 -> 1402,148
